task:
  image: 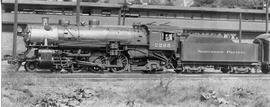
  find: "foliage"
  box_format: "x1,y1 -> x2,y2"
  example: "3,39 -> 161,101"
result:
192,0 -> 217,7
148,0 -> 175,6
2,69 -> 270,107
219,0 -> 238,8
192,0 -> 265,9
148,0 -> 161,5
82,0 -> 109,3
131,0 -> 142,5
165,0 -> 175,6
82,0 -> 99,2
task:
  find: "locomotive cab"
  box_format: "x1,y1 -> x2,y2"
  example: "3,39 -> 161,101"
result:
254,33 -> 270,73
149,30 -> 179,51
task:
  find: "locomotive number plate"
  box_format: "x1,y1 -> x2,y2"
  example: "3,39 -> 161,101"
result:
154,43 -> 171,48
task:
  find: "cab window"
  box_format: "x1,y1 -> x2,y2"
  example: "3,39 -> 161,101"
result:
161,32 -> 174,41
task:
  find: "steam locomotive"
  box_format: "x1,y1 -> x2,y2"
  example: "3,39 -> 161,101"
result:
11,18 -> 270,74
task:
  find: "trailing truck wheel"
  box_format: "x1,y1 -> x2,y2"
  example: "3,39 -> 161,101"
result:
175,70 -> 182,74
24,61 -> 37,72
50,68 -> 61,73
88,66 -> 103,73
142,69 -> 157,74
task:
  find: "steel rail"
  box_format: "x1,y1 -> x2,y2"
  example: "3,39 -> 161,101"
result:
3,72 -> 270,80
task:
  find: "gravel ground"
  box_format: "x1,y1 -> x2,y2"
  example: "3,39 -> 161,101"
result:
2,61 -> 270,107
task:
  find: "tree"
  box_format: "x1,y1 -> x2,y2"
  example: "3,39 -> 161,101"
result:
219,0 -> 238,8
238,0 -> 256,9
149,0 -> 161,5
165,0 -> 175,6
220,0 -> 264,9
82,0 -> 99,2
192,0 -> 264,9
191,0 -> 217,7
131,0 -> 142,4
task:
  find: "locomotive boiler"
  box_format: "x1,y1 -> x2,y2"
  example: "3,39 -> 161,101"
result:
18,18 -> 180,73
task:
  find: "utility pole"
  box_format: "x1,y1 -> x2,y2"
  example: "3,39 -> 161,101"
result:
266,0 -> 269,34
118,9 -> 121,25
76,0 -> 80,26
13,0 -> 18,58
122,0 -> 129,25
239,13 -> 242,43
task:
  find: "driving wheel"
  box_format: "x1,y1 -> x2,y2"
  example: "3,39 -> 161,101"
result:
111,55 -> 129,72
88,56 -> 107,73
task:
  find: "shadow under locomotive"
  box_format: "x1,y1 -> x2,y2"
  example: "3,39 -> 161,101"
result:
7,18 -> 270,74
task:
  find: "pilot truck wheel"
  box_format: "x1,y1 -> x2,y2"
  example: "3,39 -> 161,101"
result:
24,61 -> 38,72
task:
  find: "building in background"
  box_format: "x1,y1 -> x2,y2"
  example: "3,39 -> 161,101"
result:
2,0 -> 270,43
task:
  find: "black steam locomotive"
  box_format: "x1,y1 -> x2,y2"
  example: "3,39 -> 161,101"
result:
11,18 -> 270,74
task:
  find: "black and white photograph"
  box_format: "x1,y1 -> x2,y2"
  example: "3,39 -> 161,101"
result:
1,0 -> 270,106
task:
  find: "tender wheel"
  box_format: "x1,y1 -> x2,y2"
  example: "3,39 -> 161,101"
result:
230,70 -> 236,74
150,69 -> 157,74
50,68 -> 61,73
111,55 -> 129,73
182,69 -> 190,74
174,66 -> 183,74
262,69 -> 269,74
24,61 -> 37,72
221,67 -> 230,73
246,69 -> 251,74
261,64 -> 270,74
199,69 -> 204,74
175,70 -> 182,74
88,56 -> 106,73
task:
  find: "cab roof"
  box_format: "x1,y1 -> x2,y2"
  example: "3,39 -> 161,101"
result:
185,35 -> 234,43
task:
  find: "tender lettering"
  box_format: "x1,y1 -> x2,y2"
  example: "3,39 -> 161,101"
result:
198,50 -> 224,54
198,50 -> 246,54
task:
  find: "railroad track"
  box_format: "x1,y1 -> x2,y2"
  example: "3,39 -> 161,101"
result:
3,72 -> 270,80
2,62 -> 270,80
39,73 -> 270,80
